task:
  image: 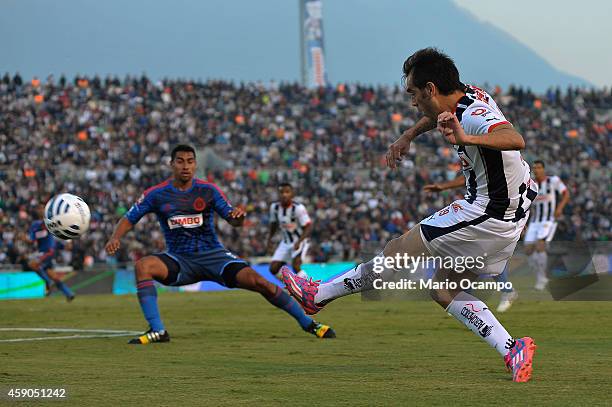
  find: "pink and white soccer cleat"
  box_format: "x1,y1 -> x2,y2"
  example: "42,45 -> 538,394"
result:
504,336 -> 537,382
280,266 -> 323,315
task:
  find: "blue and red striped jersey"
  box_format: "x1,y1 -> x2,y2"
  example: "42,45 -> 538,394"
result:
125,178 -> 234,253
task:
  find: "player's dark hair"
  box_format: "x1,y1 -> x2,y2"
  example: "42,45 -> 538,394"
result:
402,48 -> 464,95
534,160 -> 545,168
278,182 -> 293,190
171,144 -> 196,161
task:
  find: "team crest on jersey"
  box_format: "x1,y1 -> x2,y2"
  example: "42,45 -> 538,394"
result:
193,197 -> 206,211
451,203 -> 463,213
167,214 -> 203,229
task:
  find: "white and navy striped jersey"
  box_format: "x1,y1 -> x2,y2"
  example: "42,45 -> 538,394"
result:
530,175 -> 567,223
269,201 -> 312,244
455,85 -> 538,221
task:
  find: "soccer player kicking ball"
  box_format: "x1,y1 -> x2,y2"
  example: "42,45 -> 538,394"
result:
283,48 -> 538,382
105,144 -> 335,344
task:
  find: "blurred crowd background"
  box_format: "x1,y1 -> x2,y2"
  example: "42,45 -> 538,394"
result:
1,73 -> 610,269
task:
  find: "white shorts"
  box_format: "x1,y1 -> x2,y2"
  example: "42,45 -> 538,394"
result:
524,221 -> 557,244
419,200 -> 527,276
271,239 -> 310,264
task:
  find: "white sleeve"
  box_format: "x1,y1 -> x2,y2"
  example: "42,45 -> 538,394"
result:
554,176 -> 567,193
296,205 -> 311,227
269,203 -> 278,222
460,104 -> 510,135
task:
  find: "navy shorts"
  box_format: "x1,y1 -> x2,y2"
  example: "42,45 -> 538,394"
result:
40,259 -> 53,271
38,252 -> 54,272
154,248 -> 249,288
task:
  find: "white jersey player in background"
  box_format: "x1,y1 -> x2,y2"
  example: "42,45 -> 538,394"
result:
266,183 -> 313,279
282,48 -> 539,382
524,160 -> 570,290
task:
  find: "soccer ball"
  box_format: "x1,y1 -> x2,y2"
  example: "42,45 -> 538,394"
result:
43,193 -> 91,240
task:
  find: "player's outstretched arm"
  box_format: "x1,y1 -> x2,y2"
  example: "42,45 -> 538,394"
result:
469,124 -> 525,150
555,189 -> 570,219
424,174 -> 466,192
386,116 -> 436,169
105,217 -> 133,255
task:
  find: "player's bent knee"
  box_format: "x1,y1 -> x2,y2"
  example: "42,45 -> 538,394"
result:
383,225 -> 428,257
135,256 -> 164,281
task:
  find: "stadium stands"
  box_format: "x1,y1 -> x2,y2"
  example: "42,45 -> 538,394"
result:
0,73 -> 610,268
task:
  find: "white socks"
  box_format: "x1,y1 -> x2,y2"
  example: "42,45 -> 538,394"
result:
530,251 -> 549,288
315,253 -> 395,304
446,292 -> 515,357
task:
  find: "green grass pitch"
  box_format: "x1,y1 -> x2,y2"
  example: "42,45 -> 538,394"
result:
2,291 -> 611,406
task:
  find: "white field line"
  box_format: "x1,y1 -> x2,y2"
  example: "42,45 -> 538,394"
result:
0,327 -> 141,343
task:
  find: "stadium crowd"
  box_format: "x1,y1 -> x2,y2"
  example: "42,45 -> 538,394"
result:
0,73 -> 610,268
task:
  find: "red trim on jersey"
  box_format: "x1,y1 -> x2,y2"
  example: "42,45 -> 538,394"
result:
195,179 -> 231,203
487,121 -> 510,133
302,221 -> 312,227
143,179 -> 171,196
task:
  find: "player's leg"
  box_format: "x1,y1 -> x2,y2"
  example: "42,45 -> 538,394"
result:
291,240 -> 309,278
291,254 -> 307,279
495,265 -> 517,312
434,265 -> 535,381
533,239 -> 549,290
282,224 -> 428,313
524,222 -> 536,267
524,222 -> 549,289
129,255 -> 172,343
270,242 -> 302,279
46,268 -> 75,301
525,243 -> 537,283
233,265 -> 335,338
432,267 -> 515,355
535,222 -> 557,290
29,259 -> 53,294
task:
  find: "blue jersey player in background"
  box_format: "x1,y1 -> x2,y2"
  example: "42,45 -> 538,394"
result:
28,204 -> 75,301
104,144 -> 335,344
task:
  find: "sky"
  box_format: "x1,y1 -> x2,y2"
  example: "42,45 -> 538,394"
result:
454,0 -> 612,87
0,0 -> 609,88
